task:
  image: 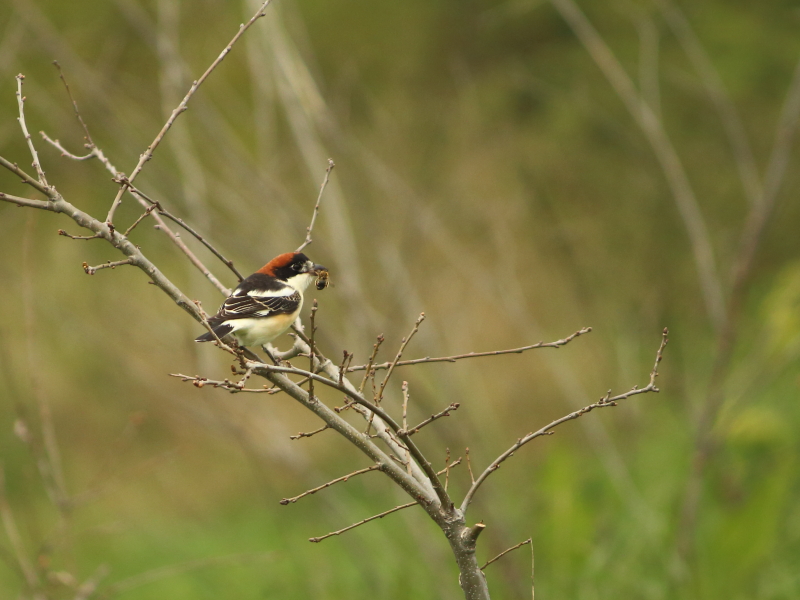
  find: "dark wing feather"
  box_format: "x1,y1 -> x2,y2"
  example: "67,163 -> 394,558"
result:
212,290 -> 301,322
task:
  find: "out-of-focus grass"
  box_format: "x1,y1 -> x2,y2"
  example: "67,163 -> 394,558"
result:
1,0 -> 800,598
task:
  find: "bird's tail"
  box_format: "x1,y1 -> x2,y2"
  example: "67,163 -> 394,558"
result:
195,323 -> 234,342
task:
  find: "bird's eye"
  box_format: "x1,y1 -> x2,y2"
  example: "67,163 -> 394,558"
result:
291,262 -> 303,272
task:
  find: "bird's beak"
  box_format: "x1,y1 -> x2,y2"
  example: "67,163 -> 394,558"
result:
309,264 -> 328,276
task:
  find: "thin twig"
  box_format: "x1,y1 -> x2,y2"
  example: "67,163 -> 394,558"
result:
402,403 -> 460,436
444,448 -> 451,491
169,373 -> 274,392
308,300 -> 318,401
280,464 -> 380,504
377,313 -> 425,402
15,74 -> 48,187
297,158 -> 334,252
82,259 -> 134,275
308,501 -> 418,543
289,425 -> 328,440
402,381 -> 412,474
348,327 -> 591,372
437,457 -> 462,476
105,0 -> 274,225
480,538 -> 532,570
245,359 -> 450,507
39,132 -> 94,160
53,61 -> 94,147
154,207 -> 244,281
58,229 -> 102,240
39,129 -> 232,294
0,155 -> 52,197
461,328 -> 668,513
466,447 -> 475,485
113,176 -> 243,282
122,204 -> 158,237
0,191 -> 54,210
338,350 -> 353,386
358,334 -> 384,393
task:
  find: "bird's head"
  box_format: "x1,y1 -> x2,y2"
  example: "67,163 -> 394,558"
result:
258,252 -> 329,291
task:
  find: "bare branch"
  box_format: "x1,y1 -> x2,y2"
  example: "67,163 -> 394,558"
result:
39,123 -> 235,295
113,176 -> 243,282
83,259 -> 134,275
247,359 -> 449,506
289,425 -> 328,440
105,0 -> 275,225
0,154 -> 52,197
466,447 -> 475,485
169,373 -> 274,393
280,464 -> 380,505
58,229 -> 102,240
308,300 -> 318,401
461,328 -> 669,514
123,204 -> 158,237
39,132 -> 94,161
296,158 -> 334,252
15,74 -> 48,187
53,60 -> 94,148
437,456 -> 462,477
261,369 -> 437,507
0,191 -> 54,210
348,326 -> 592,373
337,350 -> 353,386
358,333 -> 385,394
308,501 -> 418,543
153,206 -> 244,281
402,381 -> 412,474
443,448 -> 452,490
480,538 -> 532,570
401,403 -> 460,436
377,313 -> 425,402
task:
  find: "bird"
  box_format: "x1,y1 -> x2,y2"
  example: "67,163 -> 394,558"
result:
195,251 -> 328,348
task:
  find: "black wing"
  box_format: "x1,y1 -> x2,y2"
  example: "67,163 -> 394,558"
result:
211,290 -> 301,323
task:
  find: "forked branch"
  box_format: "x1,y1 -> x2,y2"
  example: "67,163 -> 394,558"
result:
348,326 -> 592,373
460,328 -> 669,514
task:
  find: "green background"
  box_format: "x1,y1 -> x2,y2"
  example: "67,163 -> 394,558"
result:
1,0 -> 799,598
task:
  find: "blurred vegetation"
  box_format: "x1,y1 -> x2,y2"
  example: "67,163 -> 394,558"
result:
1,0 -> 800,598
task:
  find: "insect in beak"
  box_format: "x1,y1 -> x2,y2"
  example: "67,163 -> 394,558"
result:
313,266 -> 330,290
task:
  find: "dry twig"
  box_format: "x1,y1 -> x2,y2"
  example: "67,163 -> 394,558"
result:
280,464 -> 380,505
297,158 -> 334,252
348,326 -> 591,373
480,538 -> 532,570
402,403 -> 460,436
104,0 -> 275,225
308,501 -> 418,543
461,328 -> 668,513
